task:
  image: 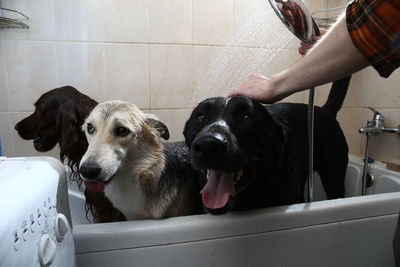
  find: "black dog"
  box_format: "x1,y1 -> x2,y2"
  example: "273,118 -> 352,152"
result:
184,87 -> 349,214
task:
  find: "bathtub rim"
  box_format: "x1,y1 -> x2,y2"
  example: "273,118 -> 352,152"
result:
74,192 -> 400,254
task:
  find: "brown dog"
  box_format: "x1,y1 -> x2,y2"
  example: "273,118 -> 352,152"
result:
15,86 -> 97,168
15,86 -> 125,223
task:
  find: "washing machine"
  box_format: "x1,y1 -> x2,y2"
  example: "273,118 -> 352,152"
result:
0,156 -> 75,267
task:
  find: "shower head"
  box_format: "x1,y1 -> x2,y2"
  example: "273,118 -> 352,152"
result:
267,0 -> 320,42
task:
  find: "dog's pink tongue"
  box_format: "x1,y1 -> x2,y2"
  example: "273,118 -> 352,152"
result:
84,181 -> 105,192
201,171 -> 235,210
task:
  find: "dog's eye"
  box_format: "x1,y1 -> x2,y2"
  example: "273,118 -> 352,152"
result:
196,113 -> 205,123
241,113 -> 254,123
115,127 -> 130,137
87,123 -> 95,134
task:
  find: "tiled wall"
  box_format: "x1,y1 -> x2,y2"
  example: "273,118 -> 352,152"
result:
1,0 -> 399,164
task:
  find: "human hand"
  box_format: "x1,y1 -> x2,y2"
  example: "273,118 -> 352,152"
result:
298,29 -> 327,55
227,74 -> 287,104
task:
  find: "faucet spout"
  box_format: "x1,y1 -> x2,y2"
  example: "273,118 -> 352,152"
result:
358,127 -> 382,135
382,126 -> 400,134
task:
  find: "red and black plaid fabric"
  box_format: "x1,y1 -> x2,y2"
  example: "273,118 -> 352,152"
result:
346,0 -> 400,77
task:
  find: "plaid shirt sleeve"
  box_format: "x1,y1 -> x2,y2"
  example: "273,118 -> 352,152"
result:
346,0 -> 400,78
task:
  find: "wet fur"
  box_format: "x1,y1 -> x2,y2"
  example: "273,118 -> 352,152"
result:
15,86 -> 97,170
184,94 -> 349,214
14,86 -> 126,223
80,100 -> 202,220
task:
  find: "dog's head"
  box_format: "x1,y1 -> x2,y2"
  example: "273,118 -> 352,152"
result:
184,96 -> 283,214
14,86 -> 98,168
79,100 -> 169,192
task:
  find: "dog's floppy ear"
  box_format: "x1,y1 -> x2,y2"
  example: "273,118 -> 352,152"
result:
144,114 -> 170,140
56,106 -> 82,164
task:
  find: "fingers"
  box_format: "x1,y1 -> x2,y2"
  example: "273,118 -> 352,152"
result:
298,29 -> 327,55
227,74 -> 255,98
226,88 -> 237,97
249,73 -> 267,79
299,38 -> 319,55
227,73 -> 272,102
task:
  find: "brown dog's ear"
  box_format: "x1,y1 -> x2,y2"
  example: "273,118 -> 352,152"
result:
56,106 -> 82,165
144,115 -> 170,140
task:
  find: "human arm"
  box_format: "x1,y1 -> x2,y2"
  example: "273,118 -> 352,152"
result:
227,15 -> 370,103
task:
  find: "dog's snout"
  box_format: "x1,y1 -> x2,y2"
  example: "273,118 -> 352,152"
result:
192,135 -> 228,158
14,123 -> 20,131
80,162 -> 102,180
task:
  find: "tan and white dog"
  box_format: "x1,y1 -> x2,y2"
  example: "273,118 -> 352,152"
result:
79,100 -> 202,220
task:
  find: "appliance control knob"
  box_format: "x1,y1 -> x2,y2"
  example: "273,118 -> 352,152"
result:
38,234 -> 56,267
54,213 -> 70,242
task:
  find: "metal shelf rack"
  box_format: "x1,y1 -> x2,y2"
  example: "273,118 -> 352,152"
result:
0,4 -> 29,29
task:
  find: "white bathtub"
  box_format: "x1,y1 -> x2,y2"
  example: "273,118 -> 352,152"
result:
70,155 -> 400,267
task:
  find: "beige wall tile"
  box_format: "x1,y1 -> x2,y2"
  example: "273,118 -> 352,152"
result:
193,0 -> 233,45
337,108 -> 363,157
313,72 -> 363,108
193,45 -> 224,103
313,83 -> 332,107
2,0 -> 55,41
149,0 -> 192,44
266,48 -> 302,75
1,0 -> 398,164
54,0 -> 104,41
304,0 -> 328,13
283,91 -> 307,104
193,45 -> 255,101
234,0 -> 265,30
342,72 -> 363,108
328,0 -> 350,6
233,0 -> 297,49
0,41 -> 8,112
0,113 -> 14,156
150,44 -> 193,109
56,43 -> 105,101
193,45 -> 302,103
103,0 -> 148,43
104,44 -> 150,108
5,41 -> 57,112
151,109 -> 193,142
359,67 -> 400,109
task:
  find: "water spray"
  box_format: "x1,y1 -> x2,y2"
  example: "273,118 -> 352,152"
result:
267,0 -> 335,202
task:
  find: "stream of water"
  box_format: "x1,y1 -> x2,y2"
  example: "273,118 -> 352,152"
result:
192,1 -> 297,104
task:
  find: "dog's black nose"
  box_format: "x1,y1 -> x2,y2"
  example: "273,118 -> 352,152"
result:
80,162 -> 101,180
192,135 -> 228,158
14,123 -> 20,131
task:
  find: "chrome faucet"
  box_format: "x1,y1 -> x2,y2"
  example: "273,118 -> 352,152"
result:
359,107 -> 400,196
359,107 -> 400,135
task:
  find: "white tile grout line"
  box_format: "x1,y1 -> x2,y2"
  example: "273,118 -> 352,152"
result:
1,40 -> 15,156
147,43 -> 151,110
0,38 -> 301,52
1,40 -> 10,113
51,0 -> 59,87
147,0 -> 151,109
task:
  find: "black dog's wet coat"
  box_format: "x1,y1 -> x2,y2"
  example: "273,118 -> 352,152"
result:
160,141 -> 204,216
184,96 -> 348,214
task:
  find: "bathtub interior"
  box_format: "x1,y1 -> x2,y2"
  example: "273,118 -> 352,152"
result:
68,155 -> 400,225
70,155 -> 400,267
